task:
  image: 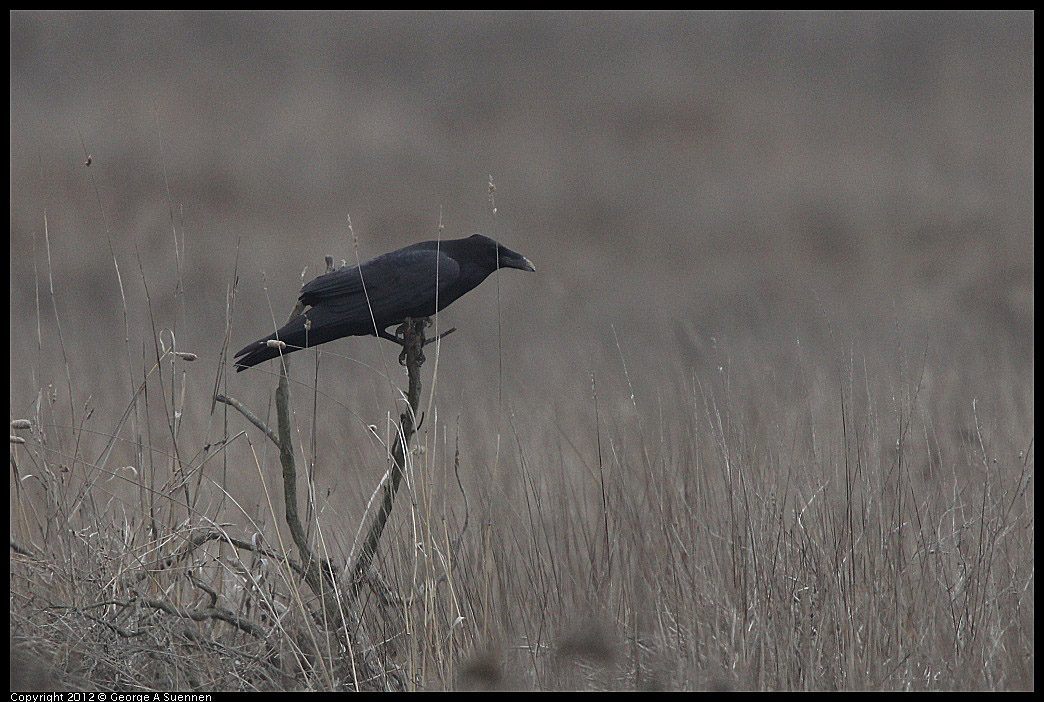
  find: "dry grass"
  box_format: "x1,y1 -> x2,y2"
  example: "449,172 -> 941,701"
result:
9,11 -> 1033,692
9,304 -> 1033,690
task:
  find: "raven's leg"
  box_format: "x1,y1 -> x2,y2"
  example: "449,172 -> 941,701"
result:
381,319 -> 452,366
385,319 -> 429,365
408,318 -> 430,366
376,327 -> 411,365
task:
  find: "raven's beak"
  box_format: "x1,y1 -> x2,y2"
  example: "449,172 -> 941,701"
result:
499,247 -> 536,273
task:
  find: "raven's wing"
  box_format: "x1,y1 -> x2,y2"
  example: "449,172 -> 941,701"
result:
298,263 -> 365,306
303,248 -> 461,327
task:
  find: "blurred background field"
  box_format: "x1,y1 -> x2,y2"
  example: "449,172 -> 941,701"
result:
9,11 -> 1033,691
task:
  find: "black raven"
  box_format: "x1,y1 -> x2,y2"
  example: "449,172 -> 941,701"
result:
234,234 -> 535,371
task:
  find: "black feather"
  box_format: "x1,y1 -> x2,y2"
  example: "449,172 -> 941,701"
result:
234,234 -> 534,371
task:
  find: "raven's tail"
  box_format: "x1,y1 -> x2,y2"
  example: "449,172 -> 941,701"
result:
233,338 -> 297,371
233,312 -> 366,371
233,316 -> 310,371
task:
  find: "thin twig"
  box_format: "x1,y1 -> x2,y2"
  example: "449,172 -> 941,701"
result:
214,393 -> 280,448
119,528 -> 313,586
139,596 -> 266,638
274,303 -> 321,576
346,317 -> 426,605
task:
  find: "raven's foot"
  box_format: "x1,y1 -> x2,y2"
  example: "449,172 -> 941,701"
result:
393,318 -> 431,366
381,319 -> 455,366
